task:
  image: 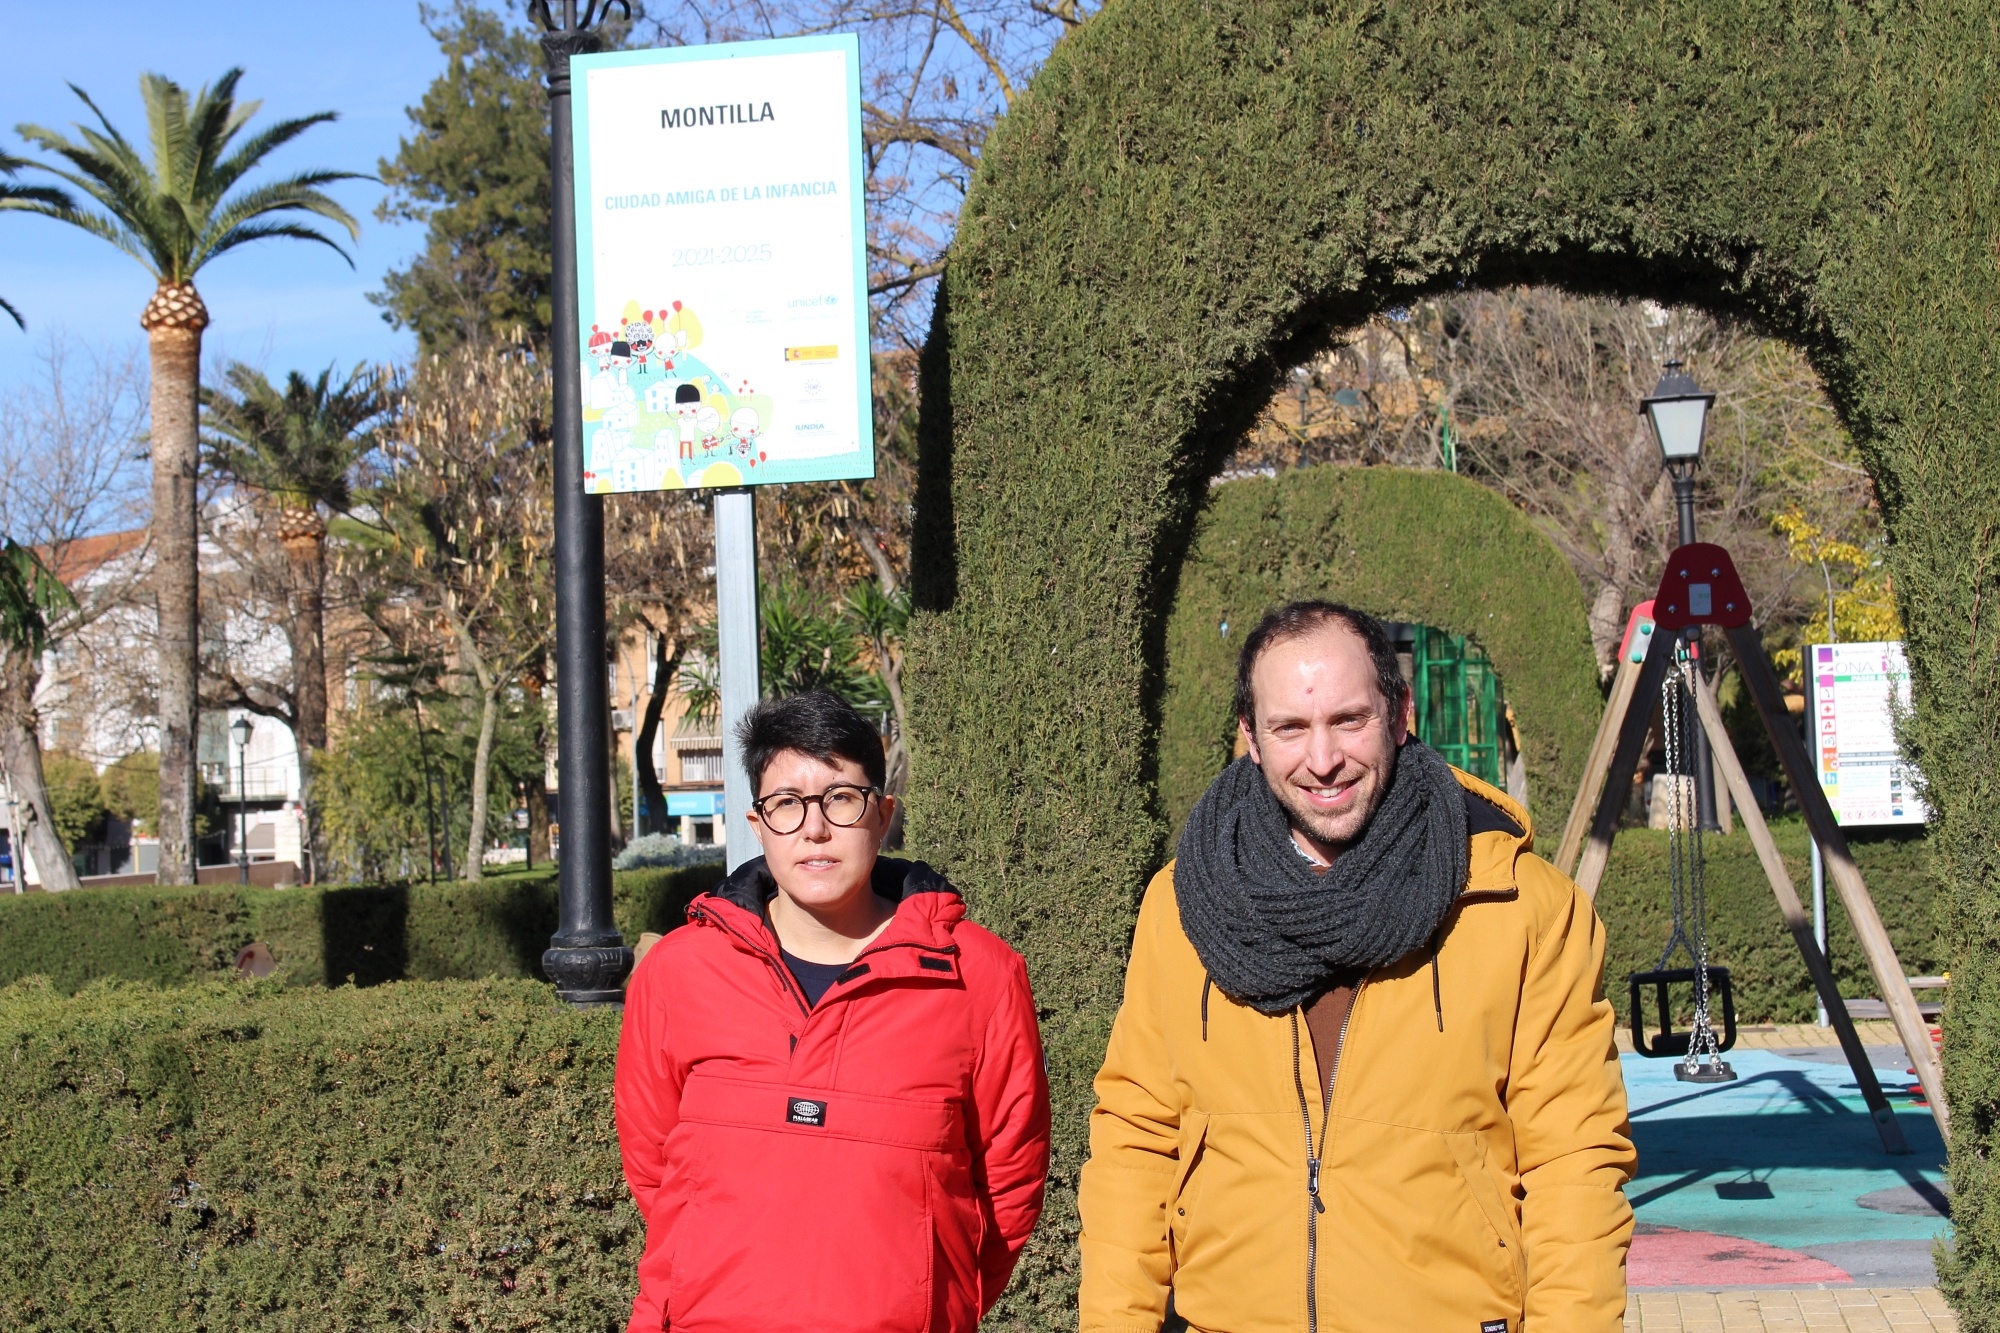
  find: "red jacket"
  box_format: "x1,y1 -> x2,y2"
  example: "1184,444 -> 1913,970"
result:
616,857 -> 1051,1333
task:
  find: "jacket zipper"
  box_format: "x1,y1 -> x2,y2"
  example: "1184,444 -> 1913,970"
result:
1290,980 -> 1365,1333
691,903 -> 812,1018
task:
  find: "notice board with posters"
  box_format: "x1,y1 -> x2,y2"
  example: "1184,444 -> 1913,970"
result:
1809,640 -> 1928,826
569,35 -> 873,493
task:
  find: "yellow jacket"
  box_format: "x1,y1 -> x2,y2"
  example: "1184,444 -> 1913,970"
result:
1079,771 -> 1634,1333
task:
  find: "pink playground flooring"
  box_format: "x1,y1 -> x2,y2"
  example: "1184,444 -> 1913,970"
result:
1630,1225 -> 1854,1287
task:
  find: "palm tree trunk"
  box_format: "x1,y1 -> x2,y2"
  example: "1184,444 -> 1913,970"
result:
0,662 -> 81,892
282,521 -> 329,882
143,282 -> 208,885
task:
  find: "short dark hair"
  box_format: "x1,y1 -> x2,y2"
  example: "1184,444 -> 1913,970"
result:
1233,600 -> 1407,727
735,689 -> 887,795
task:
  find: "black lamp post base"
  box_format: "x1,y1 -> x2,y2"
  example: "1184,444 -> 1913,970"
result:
543,940 -> 634,1007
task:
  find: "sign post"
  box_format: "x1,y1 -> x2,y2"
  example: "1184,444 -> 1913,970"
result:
713,490 -> 759,865
1806,641 -> 1928,1026
568,34 -> 874,873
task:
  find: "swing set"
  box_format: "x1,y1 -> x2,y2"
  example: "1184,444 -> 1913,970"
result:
1551,543 -> 1947,1154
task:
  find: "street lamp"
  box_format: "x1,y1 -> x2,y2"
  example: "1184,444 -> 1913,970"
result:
533,0 -> 634,1006
230,716 -> 252,884
1641,359 -> 1716,546
1640,359 -> 1722,831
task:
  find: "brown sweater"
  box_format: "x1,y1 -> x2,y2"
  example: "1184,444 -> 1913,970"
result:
1304,983 -> 1358,1103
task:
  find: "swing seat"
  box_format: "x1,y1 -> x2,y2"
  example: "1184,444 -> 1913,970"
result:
1628,967 -> 1738,1059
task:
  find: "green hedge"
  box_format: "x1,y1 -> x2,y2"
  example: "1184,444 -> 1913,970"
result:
1595,821 -> 1941,1028
1160,465 -> 1600,838
0,978 -> 635,1332
906,0 -> 2000,1321
0,864 -> 725,993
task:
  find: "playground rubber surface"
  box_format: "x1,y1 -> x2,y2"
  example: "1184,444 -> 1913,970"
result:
1623,1048 -> 1948,1291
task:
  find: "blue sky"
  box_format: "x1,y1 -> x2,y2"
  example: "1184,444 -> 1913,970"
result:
0,0 -> 464,396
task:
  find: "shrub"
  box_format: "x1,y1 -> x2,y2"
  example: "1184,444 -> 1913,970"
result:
611,832 -> 725,871
39,751 -> 106,854
0,864 -> 725,994
0,977 -> 637,1332
98,750 -> 159,836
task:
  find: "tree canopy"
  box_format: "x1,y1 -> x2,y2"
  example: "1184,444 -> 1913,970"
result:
373,3 -> 563,352
14,68 -> 361,285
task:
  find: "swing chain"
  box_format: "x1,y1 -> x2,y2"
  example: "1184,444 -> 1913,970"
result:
1660,645 -> 1723,1075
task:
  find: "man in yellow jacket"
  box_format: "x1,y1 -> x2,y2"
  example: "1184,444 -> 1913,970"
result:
1080,601 -> 1634,1333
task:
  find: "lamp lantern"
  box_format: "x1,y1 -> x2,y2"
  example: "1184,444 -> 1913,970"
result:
1640,359 -> 1715,469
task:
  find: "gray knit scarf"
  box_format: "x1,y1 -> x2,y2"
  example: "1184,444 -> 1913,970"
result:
1174,742 -> 1469,1015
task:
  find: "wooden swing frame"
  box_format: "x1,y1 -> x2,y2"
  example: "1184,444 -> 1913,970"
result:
1550,543 -> 1946,1154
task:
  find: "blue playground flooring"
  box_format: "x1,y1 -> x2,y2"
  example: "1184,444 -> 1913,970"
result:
1623,1048 -> 1948,1283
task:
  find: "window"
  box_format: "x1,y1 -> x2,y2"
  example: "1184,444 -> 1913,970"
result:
679,749 -> 724,784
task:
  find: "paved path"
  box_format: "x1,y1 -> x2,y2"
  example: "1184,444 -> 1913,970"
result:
1616,1020 -> 1955,1332
1624,1287 -> 1957,1331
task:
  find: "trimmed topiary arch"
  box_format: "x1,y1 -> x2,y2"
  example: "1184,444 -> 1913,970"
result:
904,1 -> 2000,1323
1159,465 -> 1600,839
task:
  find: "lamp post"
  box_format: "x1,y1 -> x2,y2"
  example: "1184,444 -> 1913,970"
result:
231,715 -> 252,884
533,0 -> 633,1006
1641,359 -> 1722,832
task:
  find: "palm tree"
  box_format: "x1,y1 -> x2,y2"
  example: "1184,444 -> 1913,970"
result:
204,362 -> 387,883
13,69 -> 362,884
0,153 -> 73,328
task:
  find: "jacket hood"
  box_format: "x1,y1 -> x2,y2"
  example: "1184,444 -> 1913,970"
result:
1450,766 -> 1532,895
692,855 -> 969,955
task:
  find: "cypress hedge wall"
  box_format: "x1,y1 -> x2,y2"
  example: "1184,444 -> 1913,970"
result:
0,978 -> 636,1332
1159,465 -> 1600,838
0,864 -> 723,994
905,0 -> 2000,1323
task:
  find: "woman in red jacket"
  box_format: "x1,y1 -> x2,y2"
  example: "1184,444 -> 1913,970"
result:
616,690 -> 1051,1333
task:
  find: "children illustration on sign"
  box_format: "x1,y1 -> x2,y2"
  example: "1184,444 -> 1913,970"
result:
624,315 -> 657,375
581,297 -> 775,490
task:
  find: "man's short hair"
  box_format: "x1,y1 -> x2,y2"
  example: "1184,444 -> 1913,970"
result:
735,689 -> 887,795
1233,600 -> 1408,727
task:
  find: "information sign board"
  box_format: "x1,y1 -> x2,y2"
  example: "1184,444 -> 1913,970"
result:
1809,641 -> 1927,826
570,35 -> 873,492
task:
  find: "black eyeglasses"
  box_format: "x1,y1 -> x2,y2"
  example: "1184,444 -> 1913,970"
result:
751,783 -> 879,835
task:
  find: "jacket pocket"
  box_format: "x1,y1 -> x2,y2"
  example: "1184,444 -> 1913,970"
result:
1446,1131 -> 1528,1303
666,1072 -> 950,1332
1308,1120 -> 1524,1329
1167,1109 -> 1210,1265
